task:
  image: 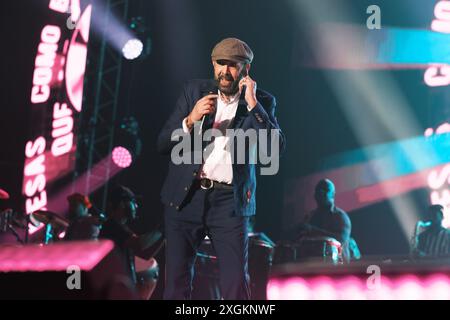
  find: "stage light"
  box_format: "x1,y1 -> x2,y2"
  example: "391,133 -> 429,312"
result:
124,16 -> 151,61
112,146 -> 133,168
268,263 -> 450,300
111,116 -> 142,169
122,38 -> 144,60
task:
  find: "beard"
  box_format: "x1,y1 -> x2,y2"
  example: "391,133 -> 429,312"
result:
214,71 -> 242,96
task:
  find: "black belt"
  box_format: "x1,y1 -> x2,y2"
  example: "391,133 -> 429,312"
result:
199,178 -> 233,190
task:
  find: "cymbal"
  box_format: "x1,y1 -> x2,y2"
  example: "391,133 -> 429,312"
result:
0,188 -> 10,200
31,210 -> 69,228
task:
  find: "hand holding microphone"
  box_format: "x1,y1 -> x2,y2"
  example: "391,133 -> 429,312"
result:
186,92 -> 218,130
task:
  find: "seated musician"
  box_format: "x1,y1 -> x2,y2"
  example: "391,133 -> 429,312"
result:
297,179 -> 352,263
65,193 -> 101,241
99,185 -> 163,299
413,204 -> 450,258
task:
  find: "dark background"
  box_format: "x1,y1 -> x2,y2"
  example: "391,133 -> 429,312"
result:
1,0 -> 448,297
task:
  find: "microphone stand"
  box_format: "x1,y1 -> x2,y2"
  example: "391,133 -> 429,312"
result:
24,213 -> 32,244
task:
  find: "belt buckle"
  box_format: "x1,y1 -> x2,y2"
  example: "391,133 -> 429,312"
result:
200,179 -> 213,190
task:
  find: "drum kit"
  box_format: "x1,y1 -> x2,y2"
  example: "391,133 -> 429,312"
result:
0,187 -> 69,244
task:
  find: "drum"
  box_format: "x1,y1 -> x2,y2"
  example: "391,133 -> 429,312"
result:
273,236 -> 342,265
135,257 -> 159,300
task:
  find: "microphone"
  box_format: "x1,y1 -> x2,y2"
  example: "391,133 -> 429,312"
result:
199,85 -> 218,133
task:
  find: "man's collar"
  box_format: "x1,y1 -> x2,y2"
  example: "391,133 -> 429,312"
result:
219,90 -> 240,104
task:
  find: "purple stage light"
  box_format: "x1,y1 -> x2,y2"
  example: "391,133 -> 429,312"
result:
112,146 -> 133,168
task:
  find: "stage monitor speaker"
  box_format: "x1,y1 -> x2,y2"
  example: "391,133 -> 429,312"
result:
0,240 -> 140,299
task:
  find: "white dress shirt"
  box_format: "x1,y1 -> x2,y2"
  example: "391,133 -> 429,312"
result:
182,91 -> 248,184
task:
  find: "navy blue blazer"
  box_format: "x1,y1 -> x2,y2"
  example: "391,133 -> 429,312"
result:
157,79 -> 285,216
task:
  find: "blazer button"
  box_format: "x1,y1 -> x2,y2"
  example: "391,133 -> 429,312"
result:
193,171 -> 197,176
169,202 -> 173,207
176,206 -> 180,210
184,187 -> 188,191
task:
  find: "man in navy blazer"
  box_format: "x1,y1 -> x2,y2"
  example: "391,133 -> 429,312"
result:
158,38 -> 285,299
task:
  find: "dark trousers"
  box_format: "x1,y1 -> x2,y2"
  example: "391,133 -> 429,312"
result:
163,184 -> 250,300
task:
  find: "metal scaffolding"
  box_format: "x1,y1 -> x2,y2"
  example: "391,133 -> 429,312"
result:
74,0 -> 129,210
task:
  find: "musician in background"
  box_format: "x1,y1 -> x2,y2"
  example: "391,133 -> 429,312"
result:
99,185 -> 163,299
65,193 -> 101,241
413,204 -> 450,258
298,179 -> 352,262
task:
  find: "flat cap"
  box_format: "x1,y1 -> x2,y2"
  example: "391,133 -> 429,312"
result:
211,38 -> 254,64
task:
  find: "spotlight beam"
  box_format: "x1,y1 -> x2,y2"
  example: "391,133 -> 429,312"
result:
289,0 -> 438,240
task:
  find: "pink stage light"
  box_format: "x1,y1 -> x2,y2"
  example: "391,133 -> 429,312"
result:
283,278 -> 310,300
0,240 -> 114,272
336,276 -> 366,300
112,146 -> 133,168
310,276 -> 339,300
424,274 -> 450,299
267,273 -> 450,300
367,276 -> 394,300
266,281 -> 282,300
394,275 -> 424,300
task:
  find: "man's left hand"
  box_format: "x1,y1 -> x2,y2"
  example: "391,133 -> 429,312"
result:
239,76 -> 258,110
